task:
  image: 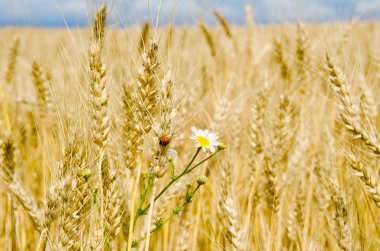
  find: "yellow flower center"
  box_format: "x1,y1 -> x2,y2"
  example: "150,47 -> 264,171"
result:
196,136 -> 210,147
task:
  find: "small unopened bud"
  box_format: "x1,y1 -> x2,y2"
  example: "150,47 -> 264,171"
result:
91,186 -> 99,204
197,176 -> 207,185
186,183 -> 192,189
81,168 -> 92,181
217,143 -> 226,150
167,149 -> 178,161
142,170 -> 152,179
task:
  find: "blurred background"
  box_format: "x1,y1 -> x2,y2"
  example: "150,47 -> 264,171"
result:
1,0 -> 380,27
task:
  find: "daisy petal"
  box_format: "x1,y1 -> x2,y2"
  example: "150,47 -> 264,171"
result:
209,146 -> 215,153
191,127 -> 197,137
190,126 -> 220,153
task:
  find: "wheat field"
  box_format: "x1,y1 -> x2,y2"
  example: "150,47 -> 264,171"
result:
1,5 -> 380,251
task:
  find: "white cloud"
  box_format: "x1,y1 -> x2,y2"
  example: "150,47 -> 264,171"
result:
116,0 -> 216,25
356,0 -> 380,19
1,0 -> 380,26
1,0 -> 87,25
253,0 -> 352,23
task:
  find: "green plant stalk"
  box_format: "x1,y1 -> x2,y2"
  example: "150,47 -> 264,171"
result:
131,147 -> 222,234
132,148 -> 201,228
133,184 -> 202,248
148,148 -> 221,211
133,174 -> 154,228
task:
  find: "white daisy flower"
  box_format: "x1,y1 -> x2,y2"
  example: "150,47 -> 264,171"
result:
190,127 -> 220,153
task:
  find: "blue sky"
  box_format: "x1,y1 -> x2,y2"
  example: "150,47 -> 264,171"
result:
1,0 -> 380,27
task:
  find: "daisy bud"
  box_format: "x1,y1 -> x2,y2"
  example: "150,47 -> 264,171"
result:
141,170 -> 148,179
197,176 -> 207,185
81,168 -> 92,181
167,149 -> 178,161
218,143 -> 226,150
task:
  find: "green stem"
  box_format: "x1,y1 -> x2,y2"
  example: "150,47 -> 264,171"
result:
133,184 -> 202,248
133,175 -> 154,228
136,148 -> 222,228
185,148 -> 202,173
186,150 -> 221,173
151,148 -> 221,210
153,148 -> 201,203
133,148 -> 202,228
170,159 -> 175,178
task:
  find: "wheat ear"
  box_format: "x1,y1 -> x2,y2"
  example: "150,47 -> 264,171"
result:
326,54 -> 380,157
5,37 -> 20,84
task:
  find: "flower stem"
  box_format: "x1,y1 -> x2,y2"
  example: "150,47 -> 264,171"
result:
133,174 -> 154,228
186,150 -> 221,173
154,148 -> 201,203
134,184 -> 202,247
132,148 -> 201,228
153,148 -> 221,209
